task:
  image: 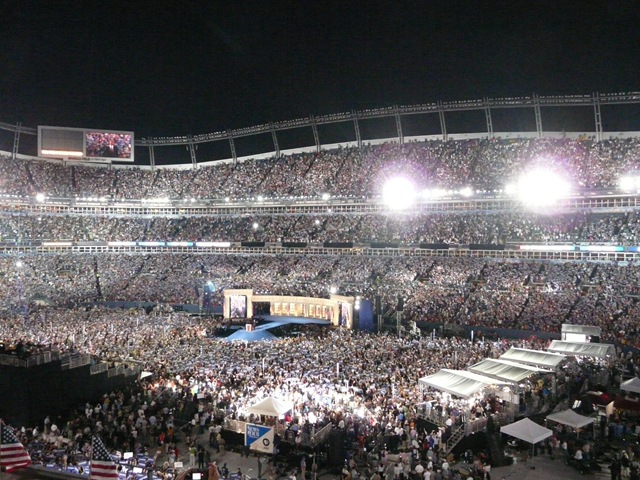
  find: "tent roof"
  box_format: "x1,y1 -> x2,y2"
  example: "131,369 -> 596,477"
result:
418,369 -> 506,398
548,340 -> 615,358
546,409 -> 594,429
246,397 -> 293,416
621,377 -> 640,394
562,324 -> 601,336
468,358 -> 552,383
500,418 -> 552,444
500,348 -> 566,369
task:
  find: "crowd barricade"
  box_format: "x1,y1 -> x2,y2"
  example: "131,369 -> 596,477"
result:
0,353 -> 27,367
90,362 -> 109,375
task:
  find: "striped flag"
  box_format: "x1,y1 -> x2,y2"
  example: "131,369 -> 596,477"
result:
0,423 -> 32,471
90,436 -> 118,480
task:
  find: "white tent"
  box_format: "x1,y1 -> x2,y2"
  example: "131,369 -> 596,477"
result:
547,340 -> 615,358
246,397 -> 293,417
546,409 -> 594,429
620,377 -> 640,394
562,324 -> 601,343
500,418 -> 552,444
418,369 -> 507,398
500,348 -> 566,369
468,358 -> 552,383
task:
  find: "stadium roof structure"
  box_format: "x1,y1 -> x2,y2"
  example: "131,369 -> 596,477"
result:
468,358 -> 552,383
547,340 -> 615,359
418,369 -> 509,398
499,348 -> 566,369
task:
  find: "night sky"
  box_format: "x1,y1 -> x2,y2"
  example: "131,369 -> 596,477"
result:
1,0 -> 639,140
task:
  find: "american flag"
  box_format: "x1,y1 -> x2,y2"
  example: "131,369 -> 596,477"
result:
90,436 -> 118,480
0,423 -> 32,471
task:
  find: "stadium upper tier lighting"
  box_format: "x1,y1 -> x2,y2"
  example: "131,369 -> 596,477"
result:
516,168 -> 571,207
383,177 -> 416,210
620,175 -> 640,192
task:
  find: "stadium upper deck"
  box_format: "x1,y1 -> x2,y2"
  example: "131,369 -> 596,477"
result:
1,137 -> 640,203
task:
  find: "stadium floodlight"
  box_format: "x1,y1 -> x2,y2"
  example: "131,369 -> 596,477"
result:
257,195 -> 264,202
315,219 -> 320,225
516,168 -> 571,207
252,222 -> 259,230
504,183 -> 517,196
329,285 -> 338,294
321,193 -> 331,201
459,187 -> 473,197
383,177 -> 416,210
620,175 -> 640,192
15,260 -> 23,268
35,193 -> 46,202
422,188 -> 447,200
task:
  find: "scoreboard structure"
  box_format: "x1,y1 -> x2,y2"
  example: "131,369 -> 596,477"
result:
38,126 -> 134,163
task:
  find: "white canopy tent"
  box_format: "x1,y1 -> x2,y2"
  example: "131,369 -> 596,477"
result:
561,324 -> 601,342
546,409 -> 594,429
547,340 -> 615,359
620,377 -> 640,394
246,397 -> 293,417
500,418 -> 553,444
468,358 -> 552,383
500,348 -> 566,369
418,369 -> 507,398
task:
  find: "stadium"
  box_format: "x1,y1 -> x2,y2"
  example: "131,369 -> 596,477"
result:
2,91 -> 640,480
3,7 -> 640,480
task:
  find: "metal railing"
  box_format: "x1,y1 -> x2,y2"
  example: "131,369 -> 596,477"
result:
90,362 -> 109,375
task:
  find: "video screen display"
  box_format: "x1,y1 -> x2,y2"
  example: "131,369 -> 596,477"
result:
230,295 -> 247,318
85,132 -> 133,159
339,302 -> 351,327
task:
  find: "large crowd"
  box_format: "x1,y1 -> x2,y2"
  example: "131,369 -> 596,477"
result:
1,253 -> 640,347
0,305 -> 633,480
0,210 -> 637,245
2,136 -> 640,479
2,137 -> 640,200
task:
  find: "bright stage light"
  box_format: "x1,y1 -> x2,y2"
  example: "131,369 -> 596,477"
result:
383,177 -> 416,210
252,222 -> 259,230
35,193 -> 46,202
329,285 -> 338,294
516,168 -> 571,207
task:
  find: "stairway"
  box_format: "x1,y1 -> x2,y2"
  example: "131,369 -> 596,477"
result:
443,425 -> 465,456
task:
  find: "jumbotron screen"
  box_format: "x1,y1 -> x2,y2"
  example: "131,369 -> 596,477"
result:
38,126 -> 134,162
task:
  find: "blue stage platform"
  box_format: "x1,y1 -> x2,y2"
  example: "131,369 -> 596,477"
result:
224,315 -> 331,342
